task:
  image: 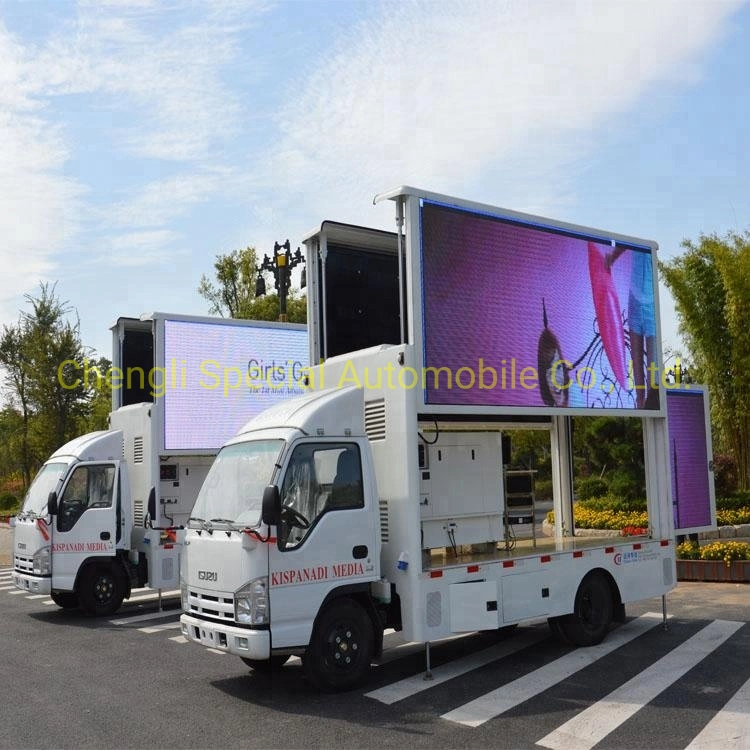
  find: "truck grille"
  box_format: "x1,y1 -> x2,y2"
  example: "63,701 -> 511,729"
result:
15,555 -> 33,574
186,590 -> 235,621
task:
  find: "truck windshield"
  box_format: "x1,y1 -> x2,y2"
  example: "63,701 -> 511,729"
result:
190,440 -> 283,528
21,462 -> 69,516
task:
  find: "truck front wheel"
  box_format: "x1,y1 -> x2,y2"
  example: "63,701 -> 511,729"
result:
50,591 -> 79,610
303,598 -> 374,691
79,564 -> 125,617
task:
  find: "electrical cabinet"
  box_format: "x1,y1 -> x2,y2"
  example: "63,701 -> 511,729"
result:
419,433 -> 504,550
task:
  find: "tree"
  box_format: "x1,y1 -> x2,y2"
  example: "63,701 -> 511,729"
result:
0,284 -> 91,486
660,230 -> 750,489
198,246 -> 306,322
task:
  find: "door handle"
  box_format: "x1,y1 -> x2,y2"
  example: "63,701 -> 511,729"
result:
352,545 -> 367,559
100,531 -> 111,541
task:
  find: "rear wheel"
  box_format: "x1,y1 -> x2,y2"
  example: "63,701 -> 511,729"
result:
303,598 -> 374,691
558,572 -> 614,646
79,564 -> 125,617
51,591 -> 79,610
241,655 -> 290,672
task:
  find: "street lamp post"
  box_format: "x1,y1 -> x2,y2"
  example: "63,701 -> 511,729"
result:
255,240 -> 306,322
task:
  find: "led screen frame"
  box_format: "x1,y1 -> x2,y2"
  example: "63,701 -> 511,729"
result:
667,386 -> 716,535
154,316 -> 308,453
411,196 -> 667,417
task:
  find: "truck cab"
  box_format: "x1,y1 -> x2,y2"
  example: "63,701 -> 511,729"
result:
180,385 -> 384,690
13,429 -> 134,613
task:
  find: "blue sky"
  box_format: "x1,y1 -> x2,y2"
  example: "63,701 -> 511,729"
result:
0,0 -> 748,361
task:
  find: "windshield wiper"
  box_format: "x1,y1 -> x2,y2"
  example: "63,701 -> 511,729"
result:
209,518 -> 237,526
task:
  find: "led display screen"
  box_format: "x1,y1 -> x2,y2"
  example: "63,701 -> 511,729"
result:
420,200 -> 662,412
667,388 -> 714,532
162,320 -> 308,451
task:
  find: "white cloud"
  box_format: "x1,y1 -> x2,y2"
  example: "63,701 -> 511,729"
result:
269,0 -> 747,225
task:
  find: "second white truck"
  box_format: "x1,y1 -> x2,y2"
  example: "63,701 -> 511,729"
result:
12,313 -> 307,615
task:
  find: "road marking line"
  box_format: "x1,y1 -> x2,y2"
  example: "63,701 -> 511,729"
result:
138,622 -> 181,634
206,648 -> 226,655
0,585 -> 18,591
8,589 -> 28,595
536,619 -> 744,750
110,610 -> 180,625
442,613 -> 664,727
26,594 -> 48,600
169,635 -> 189,644
685,675 -> 750,749
367,627 -> 548,705
42,599 -> 55,605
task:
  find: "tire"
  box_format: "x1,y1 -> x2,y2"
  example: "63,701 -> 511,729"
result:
558,572 -> 614,646
51,591 -> 79,610
241,655 -> 290,672
547,616 -> 573,645
78,564 -> 125,617
303,598 -> 374,692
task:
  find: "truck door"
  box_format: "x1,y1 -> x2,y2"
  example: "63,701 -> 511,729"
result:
51,462 -> 120,592
268,441 -> 377,649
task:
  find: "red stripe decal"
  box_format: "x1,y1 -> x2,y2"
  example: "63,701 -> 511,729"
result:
467,565 -> 479,573
633,543 -> 642,550
503,560 -> 514,568
430,570 -> 443,578
605,547 -> 615,554
660,539 -> 669,546
540,555 -> 551,563
573,551 -> 583,558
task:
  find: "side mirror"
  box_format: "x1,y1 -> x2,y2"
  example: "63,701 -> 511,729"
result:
47,491 -> 58,516
147,488 -> 156,528
261,485 -> 281,527
9,516 -> 16,528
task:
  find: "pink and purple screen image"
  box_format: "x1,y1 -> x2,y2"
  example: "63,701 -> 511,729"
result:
420,201 -> 660,411
667,389 -> 713,531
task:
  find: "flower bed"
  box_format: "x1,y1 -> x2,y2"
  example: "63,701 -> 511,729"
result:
676,541 -> 750,582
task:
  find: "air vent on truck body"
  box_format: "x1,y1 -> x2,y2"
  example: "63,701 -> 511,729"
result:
133,436 -> 144,463
364,398 -> 386,441
378,499 -> 389,543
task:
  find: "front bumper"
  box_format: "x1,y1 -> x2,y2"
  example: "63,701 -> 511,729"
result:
180,614 -> 270,659
13,571 -> 51,595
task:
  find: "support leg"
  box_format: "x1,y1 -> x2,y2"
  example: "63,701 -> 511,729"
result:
423,641 -> 433,681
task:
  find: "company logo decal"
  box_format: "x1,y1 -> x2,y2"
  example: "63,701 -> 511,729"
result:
271,562 -> 366,587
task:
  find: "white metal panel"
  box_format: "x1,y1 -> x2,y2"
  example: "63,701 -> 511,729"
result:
449,581 -> 500,632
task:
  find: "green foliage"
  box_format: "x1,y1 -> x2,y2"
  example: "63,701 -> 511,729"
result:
534,478 -> 553,501
572,416 -> 645,499
0,284 -> 91,486
198,246 -> 307,322
713,454 -> 738,496
576,477 -> 609,501
0,492 -> 18,511
577,495 -> 647,513
660,230 -> 750,489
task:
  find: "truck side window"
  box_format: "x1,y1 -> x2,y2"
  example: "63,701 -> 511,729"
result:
58,464 -> 116,532
279,444 -> 363,549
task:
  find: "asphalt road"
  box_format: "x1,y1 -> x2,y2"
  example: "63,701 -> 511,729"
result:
1,563 -> 748,750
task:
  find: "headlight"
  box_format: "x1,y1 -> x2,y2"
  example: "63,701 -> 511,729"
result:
33,546 -> 51,576
234,577 -> 269,626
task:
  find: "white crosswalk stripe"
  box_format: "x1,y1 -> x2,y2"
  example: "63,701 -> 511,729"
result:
536,619 -> 744,750
685,675 -> 750,750
441,612 -> 665,727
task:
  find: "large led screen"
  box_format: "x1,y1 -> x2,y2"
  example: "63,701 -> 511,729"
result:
163,320 -> 308,451
667,388 -> 714,532
420,201 -> 661,412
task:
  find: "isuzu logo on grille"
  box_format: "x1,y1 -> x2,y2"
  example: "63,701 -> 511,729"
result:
198,570 -> 218,581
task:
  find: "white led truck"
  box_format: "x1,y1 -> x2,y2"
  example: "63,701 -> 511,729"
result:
179,189 -> 715,691
12,313 -> 307,615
